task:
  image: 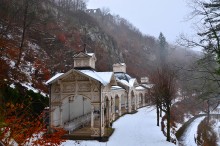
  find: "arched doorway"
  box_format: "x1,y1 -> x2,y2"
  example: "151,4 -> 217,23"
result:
63,95 -> 92,131
115,95 -> 120,118
120,94 -> 126,114
145,93 -> 149,105
140,93 -> 144,107
111,96 -> 115,121
104,96 -> 110,127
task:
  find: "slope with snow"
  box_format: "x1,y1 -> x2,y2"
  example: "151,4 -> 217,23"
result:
179,116 -> 205,146
62,107 -> 175,146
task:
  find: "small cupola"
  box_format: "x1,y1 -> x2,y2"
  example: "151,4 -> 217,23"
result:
73,52 -> 97,69
113,63 -> 126,73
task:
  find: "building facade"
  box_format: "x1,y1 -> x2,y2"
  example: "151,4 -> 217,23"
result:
46,52 -> 151,137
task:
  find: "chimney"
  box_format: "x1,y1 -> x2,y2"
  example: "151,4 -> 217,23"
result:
83,43 -> 87,53
141,77 -> 149,84
113,63 -> 126,73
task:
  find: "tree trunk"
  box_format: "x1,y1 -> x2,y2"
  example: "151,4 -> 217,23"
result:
16,1 -> 28,67
166,104 -> 171,142
160,106 -> 162,117
156,103 -> 160,126
207,100 -> 210,124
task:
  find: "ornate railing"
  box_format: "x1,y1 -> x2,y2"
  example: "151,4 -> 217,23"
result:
64,113 -> 99,132
64,113 -> 91,132
91,128 -> 100,136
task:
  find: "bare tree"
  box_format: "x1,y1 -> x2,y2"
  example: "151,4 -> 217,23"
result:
0,0 -> 40,67
16,0 -> 40,67
150,66 -> 177,142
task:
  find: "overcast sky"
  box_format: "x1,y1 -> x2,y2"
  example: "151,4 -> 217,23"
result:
87,0 -> 194,44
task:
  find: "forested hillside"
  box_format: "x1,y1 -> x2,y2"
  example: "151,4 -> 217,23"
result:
0,0 -> 176,91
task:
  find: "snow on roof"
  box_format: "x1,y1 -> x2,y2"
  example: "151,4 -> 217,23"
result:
114,63 -> 126,66
129,78 -> 136,86
118,79 -> 131,87
141,84 -> 154,89
86,53 -> 94,56
114,72 -> 131,81
135,86 -> 145,90
114,72 -> 138,88
73,52 -> 95,58
45,69 -> 113,86
46,73 -> 64,85
117,77 -> 138,88
97,72 -> 114,84
120,63 -> 126,66
78,70 -> 113,86
111,86 -> 124,90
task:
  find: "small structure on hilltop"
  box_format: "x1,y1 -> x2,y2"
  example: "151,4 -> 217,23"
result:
46,51 -> 152,140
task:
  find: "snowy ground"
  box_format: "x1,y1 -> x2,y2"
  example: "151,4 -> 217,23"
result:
62,107 -> 175,146
180,116 -> 205,146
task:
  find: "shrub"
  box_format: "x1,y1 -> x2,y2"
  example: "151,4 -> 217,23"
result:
197,117 -> 218,146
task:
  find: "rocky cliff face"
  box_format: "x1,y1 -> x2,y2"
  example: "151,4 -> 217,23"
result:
86,8 -> 160,78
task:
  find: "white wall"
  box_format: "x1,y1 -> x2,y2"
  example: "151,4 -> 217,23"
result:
62,97 -> 69,123
121,95 -> 126,107
60,95 -> 92,124
52,107 -> 60,126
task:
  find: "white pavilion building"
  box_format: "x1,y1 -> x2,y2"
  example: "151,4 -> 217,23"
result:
46,51 -> 152,138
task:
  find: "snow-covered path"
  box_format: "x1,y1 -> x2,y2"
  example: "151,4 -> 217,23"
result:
62,107 -> 175,146
180,116 -> 205,146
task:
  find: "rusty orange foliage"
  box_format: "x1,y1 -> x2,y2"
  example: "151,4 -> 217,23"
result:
0,102 -> 66,145
0,38 -> 19,59
33,128 -> 66,146
34,59 -> 50,79
57,33 -> 67,43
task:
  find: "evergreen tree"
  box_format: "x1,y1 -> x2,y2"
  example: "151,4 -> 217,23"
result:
158,32 -> 168,66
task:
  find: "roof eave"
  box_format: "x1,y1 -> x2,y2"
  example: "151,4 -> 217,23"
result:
46,69 -> 75,85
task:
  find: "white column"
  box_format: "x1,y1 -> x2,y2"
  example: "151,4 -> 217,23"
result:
128,95 -> 132,113
143,95 -> 145,107
108,99 -> 111,125
112,98 -> 115,121
60,106 -> 63,126
91,106 -> 94,128
59,82 -> 63,126
101,102 -> 105,136
134,95 -> 137,110
50,105 -> 54,126
119,96 -> 122,116
69,97 -> 72,122
137,95 -> 139,109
